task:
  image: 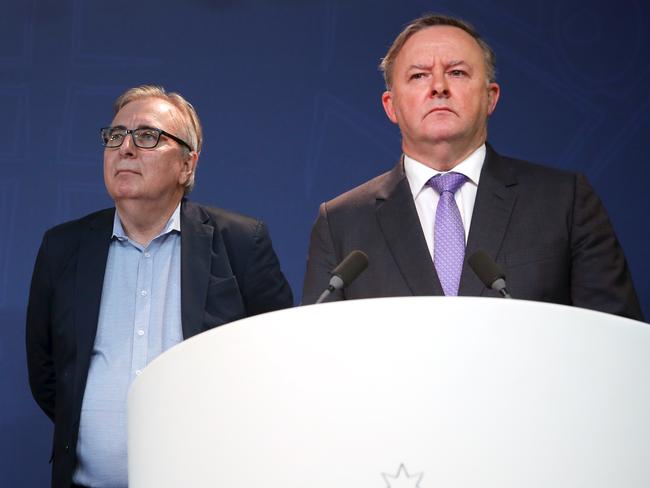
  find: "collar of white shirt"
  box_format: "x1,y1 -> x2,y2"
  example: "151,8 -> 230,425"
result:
404,144 -> 486,199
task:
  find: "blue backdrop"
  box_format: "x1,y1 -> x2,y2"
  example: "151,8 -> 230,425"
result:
2,0 -> 648,484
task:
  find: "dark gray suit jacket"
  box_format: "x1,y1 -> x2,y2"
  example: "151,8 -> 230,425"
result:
26,200 -> 293,488
302,145 -> 642,320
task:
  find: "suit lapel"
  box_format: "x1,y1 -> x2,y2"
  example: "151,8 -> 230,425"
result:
375,161 -> 443,296
73,209 -> 113,407
180,201 -> 215,339
459,145 -> 518,296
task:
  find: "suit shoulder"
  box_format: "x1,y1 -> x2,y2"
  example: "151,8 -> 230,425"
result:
42,208 -> 114,243
324,166 -> 398,212
499,153 -> 578,184
35,208 -> 113,269
184,201 -> 264,236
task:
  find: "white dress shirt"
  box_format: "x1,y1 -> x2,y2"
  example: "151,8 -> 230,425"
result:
404,144 -> 486,261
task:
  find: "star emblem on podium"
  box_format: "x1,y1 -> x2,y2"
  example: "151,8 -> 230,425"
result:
382,463 -> 423,488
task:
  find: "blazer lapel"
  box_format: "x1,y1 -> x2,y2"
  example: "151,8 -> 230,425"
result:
375,161 -> 444,296
459,145 -> 518,296
73,209 -> 113,407
180,201 -> 215,339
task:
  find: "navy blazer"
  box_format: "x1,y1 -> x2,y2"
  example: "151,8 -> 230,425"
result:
26,200 -> 293,488
302,145 -> 643,320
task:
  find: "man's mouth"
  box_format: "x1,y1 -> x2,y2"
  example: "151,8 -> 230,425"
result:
115,169 -> 140,176
427,107 -> 454,114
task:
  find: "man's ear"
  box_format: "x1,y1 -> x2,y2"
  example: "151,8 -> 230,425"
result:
180,151 -> 199,185
382,90 -> 399,124
487,82 -> 500,116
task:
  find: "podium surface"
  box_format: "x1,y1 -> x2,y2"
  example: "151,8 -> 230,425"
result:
128,297 -> 650,487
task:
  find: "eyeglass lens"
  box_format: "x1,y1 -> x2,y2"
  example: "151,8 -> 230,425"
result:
102,128 -> 161,148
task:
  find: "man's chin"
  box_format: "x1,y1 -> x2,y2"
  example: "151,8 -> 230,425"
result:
421,130 -> 463,145
107,185 -> 142,202
417,119 -> 461,139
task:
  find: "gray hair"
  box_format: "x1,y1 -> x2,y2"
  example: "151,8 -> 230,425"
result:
113,85 -> 202,194
379,13 -> 497,89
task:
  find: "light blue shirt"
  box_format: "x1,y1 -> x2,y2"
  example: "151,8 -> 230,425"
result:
73,204 -> 183,487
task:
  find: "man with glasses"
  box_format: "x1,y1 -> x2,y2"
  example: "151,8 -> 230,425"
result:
26,85 -> 293,488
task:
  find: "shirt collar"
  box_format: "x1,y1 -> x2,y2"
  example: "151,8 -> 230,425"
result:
112,202 -> 182,241
404,144 -> 486,200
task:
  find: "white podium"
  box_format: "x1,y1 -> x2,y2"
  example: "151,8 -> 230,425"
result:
128,297 -> 650,487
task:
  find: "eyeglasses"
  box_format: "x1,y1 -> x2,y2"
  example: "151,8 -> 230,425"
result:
100,126 -> 193,151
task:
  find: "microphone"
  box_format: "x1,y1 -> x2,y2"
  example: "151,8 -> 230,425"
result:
468,250 -> 512,298
315,250 -> 369,304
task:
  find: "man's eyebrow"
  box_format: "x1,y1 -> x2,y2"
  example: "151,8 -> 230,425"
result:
407,60 -> 471,70
447,60 -> 470,68
407,64 -> 432,71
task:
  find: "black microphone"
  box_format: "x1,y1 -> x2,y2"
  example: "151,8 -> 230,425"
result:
315,250 -> 369,304
468,250 -> 512,298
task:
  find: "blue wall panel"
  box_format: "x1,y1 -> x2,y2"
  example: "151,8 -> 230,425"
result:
1,1 -> 648,484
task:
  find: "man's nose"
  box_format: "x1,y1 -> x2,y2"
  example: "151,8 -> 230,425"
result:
429,71 -> 450,98
118,132 -> 136,157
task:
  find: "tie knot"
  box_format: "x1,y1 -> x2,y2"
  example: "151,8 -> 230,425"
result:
427,172 -> 467,195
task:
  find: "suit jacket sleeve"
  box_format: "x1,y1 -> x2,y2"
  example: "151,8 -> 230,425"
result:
240,220 -> 294,314
302,203 -> 344,304
25,232 -> 56,422
570,174 -> 643,320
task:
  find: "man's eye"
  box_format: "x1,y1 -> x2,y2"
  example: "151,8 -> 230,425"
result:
449,69 -> 467,77
136,130 -> 157,141
108,131 -> 125,141
410,73 -> 427,80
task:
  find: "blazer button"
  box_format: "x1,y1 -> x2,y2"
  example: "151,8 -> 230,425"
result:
64,445 -> 69,453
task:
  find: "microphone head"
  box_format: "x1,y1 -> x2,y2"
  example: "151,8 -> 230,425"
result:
468,250 -> 505,289
330,250 -> 369,287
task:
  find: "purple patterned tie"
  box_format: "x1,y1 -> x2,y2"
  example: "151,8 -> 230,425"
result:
427,172 -> 468,296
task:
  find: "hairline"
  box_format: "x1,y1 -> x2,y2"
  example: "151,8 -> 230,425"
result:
111,85 -> 202,194
380,15 -> 497,89
114,95 -> 196,151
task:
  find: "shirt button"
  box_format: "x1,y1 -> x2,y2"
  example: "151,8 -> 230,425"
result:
141,290 -> 148,296
136,370 -> 142,376
137,329 -> 145,336
144,252 -> 151,258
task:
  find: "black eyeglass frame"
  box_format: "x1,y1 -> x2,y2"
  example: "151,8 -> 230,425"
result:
100,126 -> 193,151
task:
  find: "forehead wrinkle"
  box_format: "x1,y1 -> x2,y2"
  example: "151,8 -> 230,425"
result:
112,111 -> 163,130
113,98 -> 178,131
408,63 -> 433,71
400,26 -> 486,69
407,59 -> 470,72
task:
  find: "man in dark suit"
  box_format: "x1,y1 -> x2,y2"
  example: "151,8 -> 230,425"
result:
26,85 -> 293,488
302,14 -> 642,320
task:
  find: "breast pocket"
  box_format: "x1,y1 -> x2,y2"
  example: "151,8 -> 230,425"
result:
504,244 -> 566,268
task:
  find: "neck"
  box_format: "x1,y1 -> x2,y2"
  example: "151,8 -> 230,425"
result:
115,197 -> 181,246
403,138 -> 485,172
